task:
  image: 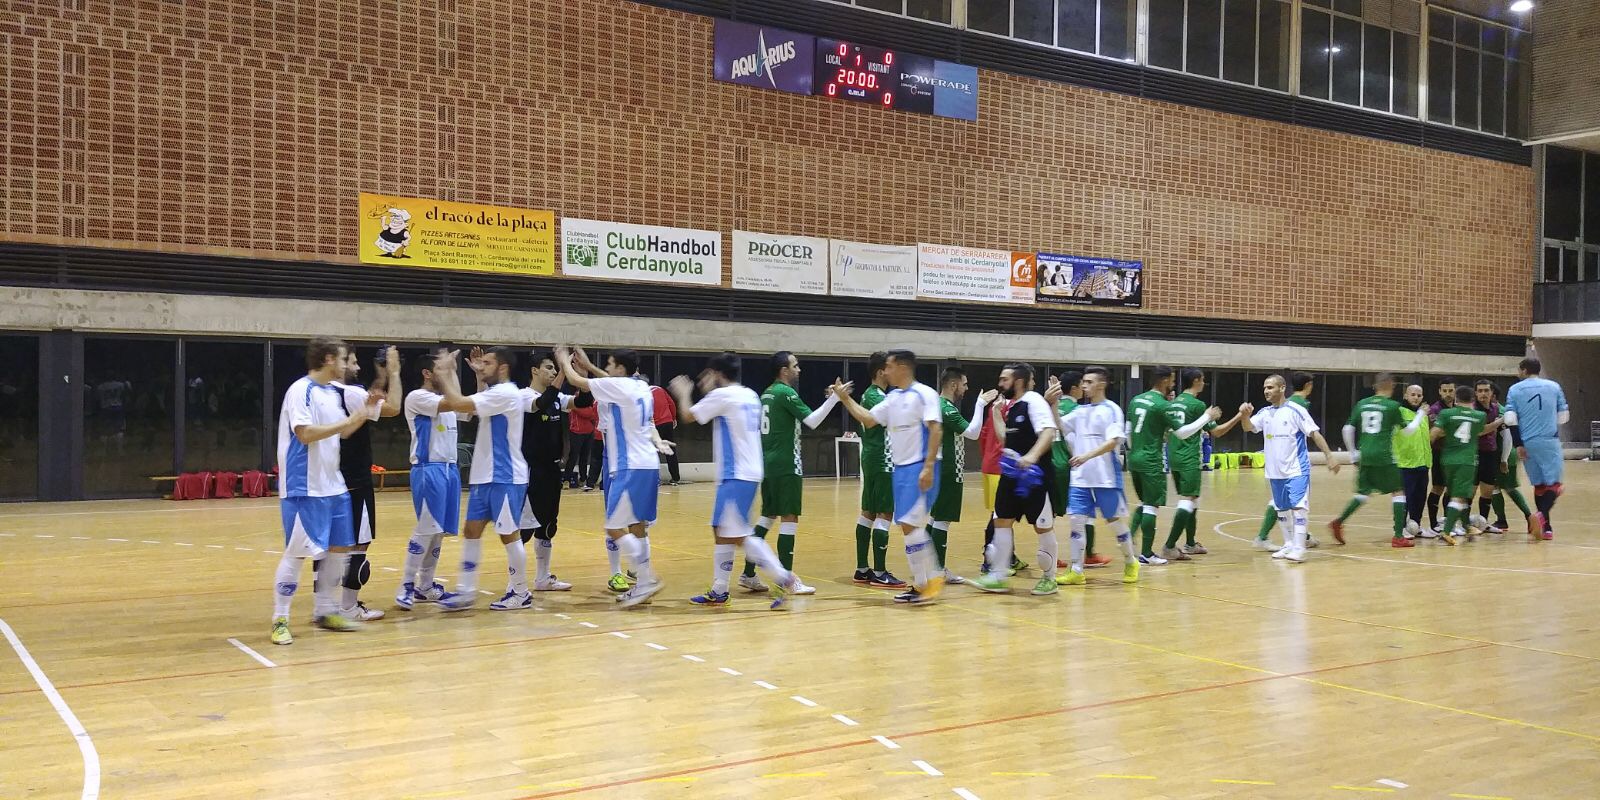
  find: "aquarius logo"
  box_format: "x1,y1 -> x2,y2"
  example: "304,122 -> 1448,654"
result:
730,29 -> 799,89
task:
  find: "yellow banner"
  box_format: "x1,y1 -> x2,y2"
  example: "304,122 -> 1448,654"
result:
358,192 -> 556,276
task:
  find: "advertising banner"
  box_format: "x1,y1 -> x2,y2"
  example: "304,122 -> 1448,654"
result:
732,230 -> 829,294
916,244 -> 1034,305
713,20 -> 815,96
828,239 -> 917,300
1036,252 -> 1144,307
561,218 -> 722,286
358,192 -> 555,275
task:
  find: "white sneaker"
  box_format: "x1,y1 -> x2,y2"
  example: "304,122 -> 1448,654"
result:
1254,539 -> 1277,551
489,590 -> 533,610
394,582 -> 415,610
1282,547 -> 1307,563
738,574 -> 769,593
618,580 -> 665,608
1418,527 -> 1440,539
343,602 -> 385,621
1271,546 -> 1291,559
533,576 -> 573,592
412,582 -> 446,603
1138,554 -> 1168,566
790,581 -> 817,595
944,569 -> 966,585
1306,536 -> 1321,549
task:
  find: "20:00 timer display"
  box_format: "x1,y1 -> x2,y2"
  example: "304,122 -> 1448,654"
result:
816,39 -> 897,107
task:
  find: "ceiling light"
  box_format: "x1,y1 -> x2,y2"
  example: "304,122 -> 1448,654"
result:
1510,0 -> 1534,12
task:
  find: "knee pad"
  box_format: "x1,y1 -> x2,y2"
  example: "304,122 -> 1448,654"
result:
534,523 -> 557,542
341,554 -> 370,590
518,528 -> 536,544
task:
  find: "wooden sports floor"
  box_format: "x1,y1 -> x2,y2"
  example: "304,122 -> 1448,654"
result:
4,466 -> 1600,800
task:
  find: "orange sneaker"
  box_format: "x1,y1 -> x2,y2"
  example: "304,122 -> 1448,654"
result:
1390,536 -> 1414,548
1084,554 -> 1112,568
1329,519 -> 1346,545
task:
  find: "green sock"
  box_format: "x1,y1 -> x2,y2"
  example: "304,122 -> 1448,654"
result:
1507,488 -> 1533,518
1444,504 -> 1463,534
1163,510 -> 1187,550
1490,492 -> 1506,524
1184,509 -> 1199,546
1337,496 -> 1365,523
1085,523 -> 1097,557
1391,498 -> 1408,536
930,524 -> 948,568
776,533 -> 795,571
1256,505 -> 1277,541
854,523 -> 871,571
743,526 -> 768,578
1140,509 -> 1159,557
871,526 -> 889,572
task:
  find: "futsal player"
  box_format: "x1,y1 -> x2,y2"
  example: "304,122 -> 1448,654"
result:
1048,371 -> 1108,569
1395,384 -> 1434,538
269,336 -> 382,645
1470,379 -> 1510,534
1053,366 -> 1140,585
1425,377 -> 1458,532
1329,373 -> 1424,548
1483,382 -> 1535,534
331,345 -> 401,622
395,350 -> 462,610
1126,366 -> 1174,565
929,365 -> 973,584
1253,371 -> 1318,548
1240,374 -> 1339,564
849,352 -> 904,590
970,363 -> 1060,596
667,354 -> 801,608
1159,368 -> 1239,560
1505,357 -> 1567,540
1433,386 -> 1487,545
516,349 -> 574,593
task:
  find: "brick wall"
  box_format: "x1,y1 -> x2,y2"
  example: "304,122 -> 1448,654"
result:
1531,0 -> 1600,139
0,0 -> 1533,335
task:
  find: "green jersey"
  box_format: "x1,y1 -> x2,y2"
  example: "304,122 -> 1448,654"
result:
1051,397 -> 1079,470
1164,391 -> 1216,471
1289,393 -> 1312,412
1348,394 -> 1404,465
938,397 -> 970,481
760,381 -> 813,476
859,384 -> 892,474
1436,406 -> 1486,467
1126,389 -> 1172,472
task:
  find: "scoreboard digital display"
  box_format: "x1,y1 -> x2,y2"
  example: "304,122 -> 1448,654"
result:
816,38 -> 897,108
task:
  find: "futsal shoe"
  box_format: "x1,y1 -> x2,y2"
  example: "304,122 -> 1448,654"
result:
1390,536 -> 1415,548
738,574 -> 770,593
768,580 -> 792,610
1281,547 -> 1307,563
1181,542 -> 1208,555
314,613 -> 360,631
1085,554 -> 1112,567
1056,570 -> 1086,586
869,571 -> 908,589
944,569 -> 966,585
489,591 -> 533,610
618,580 -> 665,609
607,573 -> 632,593
1405,519 -> 1422,537
1485,521 -> 1508,535
412,582 -> 447,603
1138,553 -> 1168,566
689,589 -> 730,606
1031,577 -> 1059,596
892,588 -> 921,603
1438,530 -> 1458,546
270,617 -> 293,645
1121,562 -> 1140,584
1307,536 -> 1321,548
1541,527 -> 1555,541
790,580 -> 817,595
438,591 -> 476,612
394,582 -> 416,610
1328,519 -> 1346,545
343,602 -> 385,622
1160,547 -> 1191,561
971,574 -> 1010,593
852,569 -> 875,585
1528,512 -> 1547,540
533,576 -> 573,591
919,574 -> 946,601
1009,556 -> 1028,576
1254,538 -> 1278,551
1271,545 -> 1291,559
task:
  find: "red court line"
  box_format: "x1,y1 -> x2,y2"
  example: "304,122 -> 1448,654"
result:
515,642 -> 1491,799
0,602 -> 867,696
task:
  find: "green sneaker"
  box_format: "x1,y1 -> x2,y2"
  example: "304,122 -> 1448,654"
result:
1031,577 -> 1059,596
972,574 -> 1010,593
1008,555 -> 1027,576
607,573 -> 631,592
1056,571 -> 1086,586
270,617 -> 293,645
1121,562 -> 1140,585
314,613 -> 360,632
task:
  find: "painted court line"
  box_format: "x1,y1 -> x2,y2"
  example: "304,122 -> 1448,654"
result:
72,536 -> 91,541
1096,774 -> 1157,780
174,542 -> 193,547
752,680 -> 777,690
953,789 -> 981,800
873,735 -> 900,750
233,547 -> 252,551
141,540 -> 161,544
34,534 -> 54,538
554,613 -> 570,619
831,714 -> 858,726
226,638 -> 278,669
719,667 -> 742,676
609,632 -> 631,639
1377,779 -> 1409,789
0,618 -> 100,800
1331,786 -> 1394,793
107,538 -> 127,542
790,695 -> 818,707
204,544 -> 223,549
644,643 -> 668,651
681,655 -> 705,663
578,622 -> 598,628
1214,779 -> 1276,785
912,760 -> 942,777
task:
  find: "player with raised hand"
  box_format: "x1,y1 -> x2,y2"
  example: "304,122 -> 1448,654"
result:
1329,373 -> 1426,548
1240,374 -> 1339,564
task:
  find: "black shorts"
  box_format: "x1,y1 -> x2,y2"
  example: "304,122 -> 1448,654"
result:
348,482 -> 376,544
1430,454 -> 1447,488
521,467 -> 563,540
993,470 -> 1058,528
1475,453 -> 1501,487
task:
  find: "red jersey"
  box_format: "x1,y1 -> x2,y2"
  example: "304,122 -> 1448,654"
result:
650,385 -> 677,426
979,399 -> 1012,475
568,403 -> 598,436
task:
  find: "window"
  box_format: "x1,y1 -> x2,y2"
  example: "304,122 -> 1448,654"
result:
1393,33 -> 1419,117
969,0 -> 1010,34
1149,0 -> 1185,69
1330,14 -> 1361,105
1301,1 -> 1419,115
1015,0 -> 1055,43
1539,147 -> 1600,286
1187,0 -> 1222,78
1426,7 -> 1523,136
1057,0 -> 1096,54
1300,9 -> 1331,99
1222,0 -> 1257,84
1258,0 -> 1290,90
1427,38 -> 1453,122
1544,147 -> 1583,242
182,341 -> 264,472
1100,0 -> 1136,60
0,335 -> 39,499
845,0 -> 954,23
84,338 -> 174,497
1362,24 -> 1390,112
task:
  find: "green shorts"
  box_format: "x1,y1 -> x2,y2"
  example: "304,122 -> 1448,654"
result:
1129,469 -> 1167,507
1442,463 -> 1477,500
1355,463 -> 1402,495
1170,468 -> 1202,498
1496,450 -> 1521,489
931,472 -> 964,522
860,470 -> 894,515
760,473 -> 803,518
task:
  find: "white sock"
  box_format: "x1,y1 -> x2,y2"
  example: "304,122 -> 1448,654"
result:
504,539 -> 528,594
1112,520 -> 1136,562
1277,512 -> 1292,547
314,552 -> 349,616
417,534 -> 443,587
742,535 -> 792,586
756,516 -> 774,531
458,538 -> 483,595
988,526 -> 1014,578
1292,510 -> 1309,549
617,534 -> 655,584
903,527 -> 934,587
606,535 -> 622,575
1068,515 -> 1087,572
640,536 -> 653,569
1038,531 -> 1058,578
403,531 -> 431,586
272,553 -> 302,619
711,543 -> 735,594
534,537 -> 553,582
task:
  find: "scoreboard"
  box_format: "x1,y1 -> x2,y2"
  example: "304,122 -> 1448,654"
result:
816,38 -> 898,108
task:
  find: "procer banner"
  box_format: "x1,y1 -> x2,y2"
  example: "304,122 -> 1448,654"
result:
732,231 -> 829,294
1036,252 -> 1144,307
358,192 -> 555,275
916,244 -> 1035,305
828,239 -> 918,300
561,218 -> 723,286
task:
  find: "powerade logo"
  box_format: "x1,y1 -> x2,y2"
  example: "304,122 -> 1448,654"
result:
729,30 -> 798,89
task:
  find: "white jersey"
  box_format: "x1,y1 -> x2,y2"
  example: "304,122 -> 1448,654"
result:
1251,402 -> 1319,479
870,381 -> 943,467
276,376 -> 351,498
467,381 -> 528,485
404,389 -> 459,465
589,376 -> 661,474
689,385 -> 764,483
1060,400 -> 1126,488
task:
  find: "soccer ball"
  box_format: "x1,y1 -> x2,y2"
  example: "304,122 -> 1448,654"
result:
1404,519 -> 1421,536
1468,514 -> 1489,531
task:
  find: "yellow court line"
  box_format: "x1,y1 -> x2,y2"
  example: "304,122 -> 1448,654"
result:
1095,774 -> 1158,780
1449,794 -> 1516,800
992,771 -> 1051,776
1331,786 -> 1395,793
1212,779 -> 1276,785
1296,676 -> 1600,744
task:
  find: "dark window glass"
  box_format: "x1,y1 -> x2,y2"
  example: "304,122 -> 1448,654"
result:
1561,249 -> 1580,284
1480,54 -> 1505,135
1361,25 -> 1390,111
1332,0 -> 1361,14
1506,59 -> 1526,138
182,341 -> 264,473
1321,373 -> 1355,441
1393,33 -> 1419,116
794,355 -> 848,475
1187,0 -> 1223,78
1506,30 -> 1524,60
655,354 -> 712,463
1543,247 -> 1561,283
1545,147 -> 1583,241
1585,250 -> 1600,283
1454,46 -> 1479,129
856,0 -> 902,12
969,0 -> 1010,35
1258,0 -> 1290,90
1455,17 -> 1480,47
1209,370 -> 1247,453
1149,0 -> 1186,69
1101,0 -> 1137,59
1428,9 -> 1453,41
0,335 -> 39,499
906,0 -> 953,23
1303,0 -> 1330,6
85,338 -> 174,497
1586,153 -> 1600,241
1427,39 -> 1453,123
1015,0 -> 1055,43
1330,14 -> 1362,105
1222,0 -> 1257,84
1300,9 -> 1331,99
1058,0 -> 1097,53
1481,24 -> 1505,55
